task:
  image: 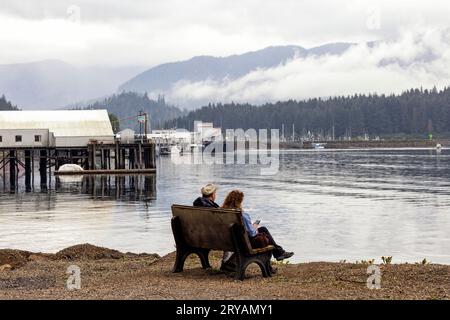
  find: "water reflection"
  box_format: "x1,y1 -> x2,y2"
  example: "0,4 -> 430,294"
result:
0,149 -> 449,264
0,171 -> 157,202
55,175 -> 157,201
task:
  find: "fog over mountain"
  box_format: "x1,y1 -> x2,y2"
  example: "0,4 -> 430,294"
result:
118,43 -> 356,109
0,60 -> 144,109
2,28 -> 450,111
119,27 -> 450,110
0,43 -> 354,110
119,43 -> 353,95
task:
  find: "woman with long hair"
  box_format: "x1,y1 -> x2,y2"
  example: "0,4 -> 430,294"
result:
221,190 -> 294,261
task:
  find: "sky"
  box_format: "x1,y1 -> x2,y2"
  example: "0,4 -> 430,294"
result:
1,0 -> 450,67
1,0 -> 450,107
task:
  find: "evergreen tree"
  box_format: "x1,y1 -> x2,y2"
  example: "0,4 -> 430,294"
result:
167,86 -> 450,138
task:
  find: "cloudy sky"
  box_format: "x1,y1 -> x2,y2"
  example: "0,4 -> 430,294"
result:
1,0 -> 450,67
1,0 -> 450,107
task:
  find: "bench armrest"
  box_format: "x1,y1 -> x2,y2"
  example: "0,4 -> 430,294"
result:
249,245 -> 275,255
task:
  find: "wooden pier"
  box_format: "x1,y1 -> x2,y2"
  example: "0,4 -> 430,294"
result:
0,141 -> 156,190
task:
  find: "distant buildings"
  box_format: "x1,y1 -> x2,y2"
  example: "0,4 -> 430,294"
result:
116,129 -> 136,144
143,120 -> 222,146
0,110 -> 114,148
193,121 -> 221,142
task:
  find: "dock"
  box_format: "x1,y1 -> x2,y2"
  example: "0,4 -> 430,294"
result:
0,109 -> 157,191
0,141 -> 156,190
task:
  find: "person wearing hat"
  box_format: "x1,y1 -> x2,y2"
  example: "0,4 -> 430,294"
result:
193,183 -> 219,208
193,184 -> 234,272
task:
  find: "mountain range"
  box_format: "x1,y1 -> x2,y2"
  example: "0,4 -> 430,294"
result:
0,60 -> 144,109
119,43 -> 353,94
0,43 -> 354,110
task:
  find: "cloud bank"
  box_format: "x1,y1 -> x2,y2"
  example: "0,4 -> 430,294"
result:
167,27 -> 450,106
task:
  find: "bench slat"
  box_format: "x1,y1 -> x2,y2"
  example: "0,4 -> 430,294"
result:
249,245 -> 275,254
171,205 -> 246,252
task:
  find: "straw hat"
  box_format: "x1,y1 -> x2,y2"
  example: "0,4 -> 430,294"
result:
201,183 -> 217,196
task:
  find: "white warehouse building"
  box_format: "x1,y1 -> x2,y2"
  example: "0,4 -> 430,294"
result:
0,110 -> 115,148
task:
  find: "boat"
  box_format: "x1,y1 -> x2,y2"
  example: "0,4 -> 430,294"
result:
159,145 -> 171,155
312,143 -> 325,149
58,164 -> 84,172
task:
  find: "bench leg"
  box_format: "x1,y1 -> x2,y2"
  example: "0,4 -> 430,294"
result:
235,253 -> 247,281
172,248 -> 211,273
265,258 -> 273,277
262,252 -> 273,277
172,248 -> 190,273
196,248 -> 211,269
234,252 -> 273,281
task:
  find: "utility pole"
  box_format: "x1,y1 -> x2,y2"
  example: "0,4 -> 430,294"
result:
144,112 -> 149,136
292,123 -> 295,141
138,110 -> 143,137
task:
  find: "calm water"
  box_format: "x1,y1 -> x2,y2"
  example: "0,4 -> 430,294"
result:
0,149 -> 449,264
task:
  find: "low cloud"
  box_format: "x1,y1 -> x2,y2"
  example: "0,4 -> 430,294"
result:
167,27 -> 450,106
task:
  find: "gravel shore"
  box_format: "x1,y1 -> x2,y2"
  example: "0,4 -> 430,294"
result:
0,244 -> 449,300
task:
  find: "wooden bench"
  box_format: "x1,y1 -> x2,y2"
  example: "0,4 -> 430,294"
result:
171,204 -> 275,281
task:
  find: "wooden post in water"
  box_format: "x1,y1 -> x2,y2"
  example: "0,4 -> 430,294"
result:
138,143 -> 143,169
39,149 -> 47,186
2,151 -> 6,189
91,143 -> 96,170
114,141 -> 119,169
100,148 -> 105,169
143,146 -> 149,169
31,150 -> 35,187
121,148 -> 126,169
48,149 -> 52,186
25,150 -> 31,189
129,148 -> 135,169
9,150 -> 16,190
150,143 -> 156,168
54,150 -> 59,171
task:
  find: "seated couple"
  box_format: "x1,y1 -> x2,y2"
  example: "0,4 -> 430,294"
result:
193,183 -> 294,273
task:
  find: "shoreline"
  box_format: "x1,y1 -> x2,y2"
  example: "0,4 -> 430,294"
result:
1,244 -> 449,300
280,139 -> 450,149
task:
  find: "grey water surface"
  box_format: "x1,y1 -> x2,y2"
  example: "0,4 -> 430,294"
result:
0,149 -> 449,264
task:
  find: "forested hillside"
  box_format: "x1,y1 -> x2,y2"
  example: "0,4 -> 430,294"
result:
0,95 -> 19,111
167,87 -> 450,138
79,92 -> 185,131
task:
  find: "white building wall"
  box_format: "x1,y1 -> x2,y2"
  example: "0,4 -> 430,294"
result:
55,136 -> 115,147
0,110 -> 115,148
0,129 -> 50,148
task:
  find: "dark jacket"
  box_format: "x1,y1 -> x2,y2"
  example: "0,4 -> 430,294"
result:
193,196 -> 219,208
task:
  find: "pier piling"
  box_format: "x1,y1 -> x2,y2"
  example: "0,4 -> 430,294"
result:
9,150 -> 16,190
25,150 -> 31,190
39,150 -> 47,186
1,141 -> 156,190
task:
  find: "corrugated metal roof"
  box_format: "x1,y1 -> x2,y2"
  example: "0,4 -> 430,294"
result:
0,110 -> 114,137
